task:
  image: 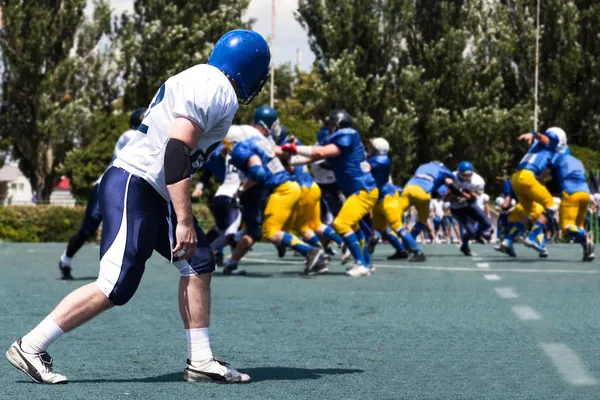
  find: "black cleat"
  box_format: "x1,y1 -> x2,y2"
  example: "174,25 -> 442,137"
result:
304,247 -> 324,275
460,243 -> 472,256
387,250 -> 409,260
58,262 -> 73,280
183,358 -> 250,383
408,252 -> 426,262
276,244 -> 287,259
215,252 -> 224,267
367,235 -> 379,255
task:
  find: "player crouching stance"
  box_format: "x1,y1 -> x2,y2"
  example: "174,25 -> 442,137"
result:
283,110 -> 378,277
5,30 -> 270,385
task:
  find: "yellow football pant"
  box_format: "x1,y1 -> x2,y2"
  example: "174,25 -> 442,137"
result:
509,202 -> 544,223
512,169 -> 556,215
398,184 -> 431,224
294,183 -> 323,234
373,192 -> 403,232
263,181 -> 302,239
560,191 -> 590,231
333,188 -> 379,235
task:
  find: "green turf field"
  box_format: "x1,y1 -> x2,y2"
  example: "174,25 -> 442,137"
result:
1,242 -> 599,399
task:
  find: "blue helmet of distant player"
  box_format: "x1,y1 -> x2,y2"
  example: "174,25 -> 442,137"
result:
254,106 -> 279,137
327,109 -> 353,134
130,108 -> 147,129
457,161 -> 474,182
208,29 -> 271,105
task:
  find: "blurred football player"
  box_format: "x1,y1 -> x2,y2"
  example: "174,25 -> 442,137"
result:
283,110 -> 378,277
230,135 -> 323,275
399,161 -> 466,261
449,161 -> 492,256
365,137 -> 412,260
7,29 -> 270,385
550,153 -> 595,261
58,108 -> 146,280
497,127 -> 567,257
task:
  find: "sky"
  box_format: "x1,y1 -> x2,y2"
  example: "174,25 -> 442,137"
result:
103,0 -> 315,70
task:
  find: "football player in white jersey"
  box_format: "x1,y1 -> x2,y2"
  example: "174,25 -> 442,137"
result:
6,30 -> 270,385
58,109 -> 146,280
449,161 -> 493,256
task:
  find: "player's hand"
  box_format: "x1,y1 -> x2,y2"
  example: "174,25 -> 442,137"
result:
518,132 -> 535,145
191,188 -> 203,198
172,221 -> 198,261
281,143 -> 297,154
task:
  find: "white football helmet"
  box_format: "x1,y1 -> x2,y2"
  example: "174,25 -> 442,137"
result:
370,138 -> 390,155
545,127 -> 567,152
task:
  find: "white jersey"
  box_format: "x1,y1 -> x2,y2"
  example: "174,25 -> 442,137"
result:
594,193 -> 600,216
95,129 -> 138,185
214,155 -> 242,198
114,64 -> 238,201
450,172 -> 485,209
430,199 -> 445,218
476,193 -> 490,210
311,160 -> 336,184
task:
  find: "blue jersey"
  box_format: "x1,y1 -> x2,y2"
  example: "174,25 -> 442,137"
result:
367,155 -> 395,201
230,136 -> 291,190
516,131 -> 561,176
203,143 -> 227,183
324,128 -> 377,197
550,154 -> 589,195
502,179 -> 517,199
406,162 -> 455,194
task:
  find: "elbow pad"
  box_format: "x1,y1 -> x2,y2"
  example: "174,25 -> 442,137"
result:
247,165 -> 266,183
164,139 -> 191,185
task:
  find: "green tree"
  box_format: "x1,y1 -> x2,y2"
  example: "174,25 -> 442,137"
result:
0,0 -> 117,200
118,0 -> 253,110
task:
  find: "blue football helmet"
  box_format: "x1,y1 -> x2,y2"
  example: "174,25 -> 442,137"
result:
130,108 -> 147,129
254,106 -> 278,130
208,30 -> 271,105
457,161 -> 474,181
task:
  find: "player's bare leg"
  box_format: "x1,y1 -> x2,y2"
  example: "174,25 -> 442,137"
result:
6,283 -> 113,384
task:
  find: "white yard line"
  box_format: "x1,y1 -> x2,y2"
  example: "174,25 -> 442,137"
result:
511,306 -> 541,320
476,263 -> 490,269
483,274 -> 502,281
540,343 -> 599,386
494,287 -> 518,299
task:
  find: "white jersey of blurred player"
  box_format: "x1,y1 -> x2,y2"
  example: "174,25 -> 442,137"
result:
312,160 -> 336,184
450,171 -> 485,209
114,64 -> 238,201
430,199 -> 445,218
93,129 -> 138,185
476,193 -> 490,211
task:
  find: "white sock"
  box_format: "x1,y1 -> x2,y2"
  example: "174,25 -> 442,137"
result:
60,251 -> 72,267
185,328 -> 213,364
21,316 -> 65,354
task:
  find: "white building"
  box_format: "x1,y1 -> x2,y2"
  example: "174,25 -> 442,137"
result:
0,163 -> 76,206
0,164 -> 34,205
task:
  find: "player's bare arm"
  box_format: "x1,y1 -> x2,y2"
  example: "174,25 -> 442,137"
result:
281,143 -> 341,162
519,131 -> 551,146
165,117 -> 203,261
